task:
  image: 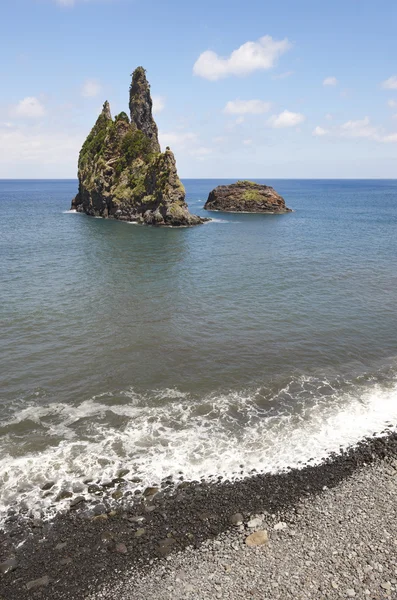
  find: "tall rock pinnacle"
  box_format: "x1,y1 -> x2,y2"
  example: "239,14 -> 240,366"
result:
71,67 -> 207,226
129,67 -> 161,153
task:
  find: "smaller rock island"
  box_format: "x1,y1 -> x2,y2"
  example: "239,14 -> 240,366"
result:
204,181 -> 292,214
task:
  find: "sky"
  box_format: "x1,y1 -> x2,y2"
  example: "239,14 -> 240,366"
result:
1,0 -> 397,178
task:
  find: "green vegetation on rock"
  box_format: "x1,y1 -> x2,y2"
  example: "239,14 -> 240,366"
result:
242,189 -> 264,202
71,68 -> 205,226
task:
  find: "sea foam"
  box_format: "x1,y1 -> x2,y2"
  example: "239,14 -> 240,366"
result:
1,373 -> 397,521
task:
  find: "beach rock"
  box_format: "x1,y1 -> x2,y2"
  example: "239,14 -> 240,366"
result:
72,482 -> 85,493
204,181 -> 291,213
93,503 -> 107,515
55,490 -> 73,502
230,513 -> 244,526
274,521 -> 288,530
71,67 -> 207,227
157,538 -> 176,556
117,469 -> 130,478
135,528 -> 146,537
70,495 -> 85,508
247,517 -> 263,529
26,575 -> 50,590
41,481 -> 55,491
0,558 -> 17,575
112,490 -> 123,500
88,484 -> 101,494
144,486 -> 159,497
245,530 -> 269,547
55,542 -> 67,551
115,543 -> 128,554
129,515 -> 145,523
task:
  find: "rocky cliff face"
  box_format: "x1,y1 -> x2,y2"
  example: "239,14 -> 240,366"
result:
204,181 -> 291,214
71,67 -> 206,226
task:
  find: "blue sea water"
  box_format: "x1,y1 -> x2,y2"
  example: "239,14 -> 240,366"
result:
0,178 -> 397,519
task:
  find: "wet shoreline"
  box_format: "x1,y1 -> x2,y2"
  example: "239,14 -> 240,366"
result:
1,430 -> 397,599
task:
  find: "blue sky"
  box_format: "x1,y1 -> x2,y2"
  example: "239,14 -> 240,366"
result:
1,0 -> 397,178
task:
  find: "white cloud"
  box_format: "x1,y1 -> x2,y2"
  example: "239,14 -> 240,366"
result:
313,126 -> 328,136
382,133 -> 397,143
152,96 -> 165,115
272,71 -> 293,80
193,35 -> 291,81
388,99 -> 397,108
312,116 -> 397,143
213,136 -> 225,144
268,110 -> 305,128
224,99 -> 271,115
382,76 -> 397,90
0,125 -> 83,170
81,79 -> 102,98
243,139 -> 253,145
325,113 -> 333,121
339,116 -> 378,138
12,97 -> 46,118
323,76 -> 338,86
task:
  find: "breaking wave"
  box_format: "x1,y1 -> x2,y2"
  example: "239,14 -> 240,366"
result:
1,369 -> 397,521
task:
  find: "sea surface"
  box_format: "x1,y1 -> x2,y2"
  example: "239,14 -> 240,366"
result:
1,178 -> 397,520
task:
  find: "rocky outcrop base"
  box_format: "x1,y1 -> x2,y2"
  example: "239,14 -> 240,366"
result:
204,180 -> 291,214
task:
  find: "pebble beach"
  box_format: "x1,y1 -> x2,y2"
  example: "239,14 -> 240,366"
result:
1,432 -> 397,599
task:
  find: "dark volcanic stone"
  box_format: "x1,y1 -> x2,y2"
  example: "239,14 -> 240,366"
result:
3,433 -> 397,600
204,180 -> 292,213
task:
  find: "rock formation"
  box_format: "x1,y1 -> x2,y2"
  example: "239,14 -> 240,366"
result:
204,181 -> 291,213
71,67 -> 206,226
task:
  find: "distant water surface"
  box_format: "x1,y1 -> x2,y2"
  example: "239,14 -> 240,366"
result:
0,179 -> 397,519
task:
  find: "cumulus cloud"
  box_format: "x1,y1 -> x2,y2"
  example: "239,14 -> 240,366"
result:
193,35 -> 291,81
382,76 -> 397,90
388,99 -> 397,108
313,126 -> 328,136
224,99 -> 271,115
81,79 -> 102,98
0,124 -> 83,172
268,110 -> 305,128
12,97 -> 46,118
323,76 -> 338,86
152,96 -> 165,115
312,116 -> 397,143
243,139 -> 253,145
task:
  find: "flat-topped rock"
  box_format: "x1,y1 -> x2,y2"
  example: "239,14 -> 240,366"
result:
204,180 -> 292,214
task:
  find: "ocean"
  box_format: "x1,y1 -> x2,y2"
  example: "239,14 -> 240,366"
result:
1,178 -> 397,521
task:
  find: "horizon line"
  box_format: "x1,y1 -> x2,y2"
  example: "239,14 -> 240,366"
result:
1,177 -> 397,181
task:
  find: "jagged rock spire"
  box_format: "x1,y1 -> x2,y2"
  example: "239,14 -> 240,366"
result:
129,67 -> 160,153
102,100 -> 112,120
